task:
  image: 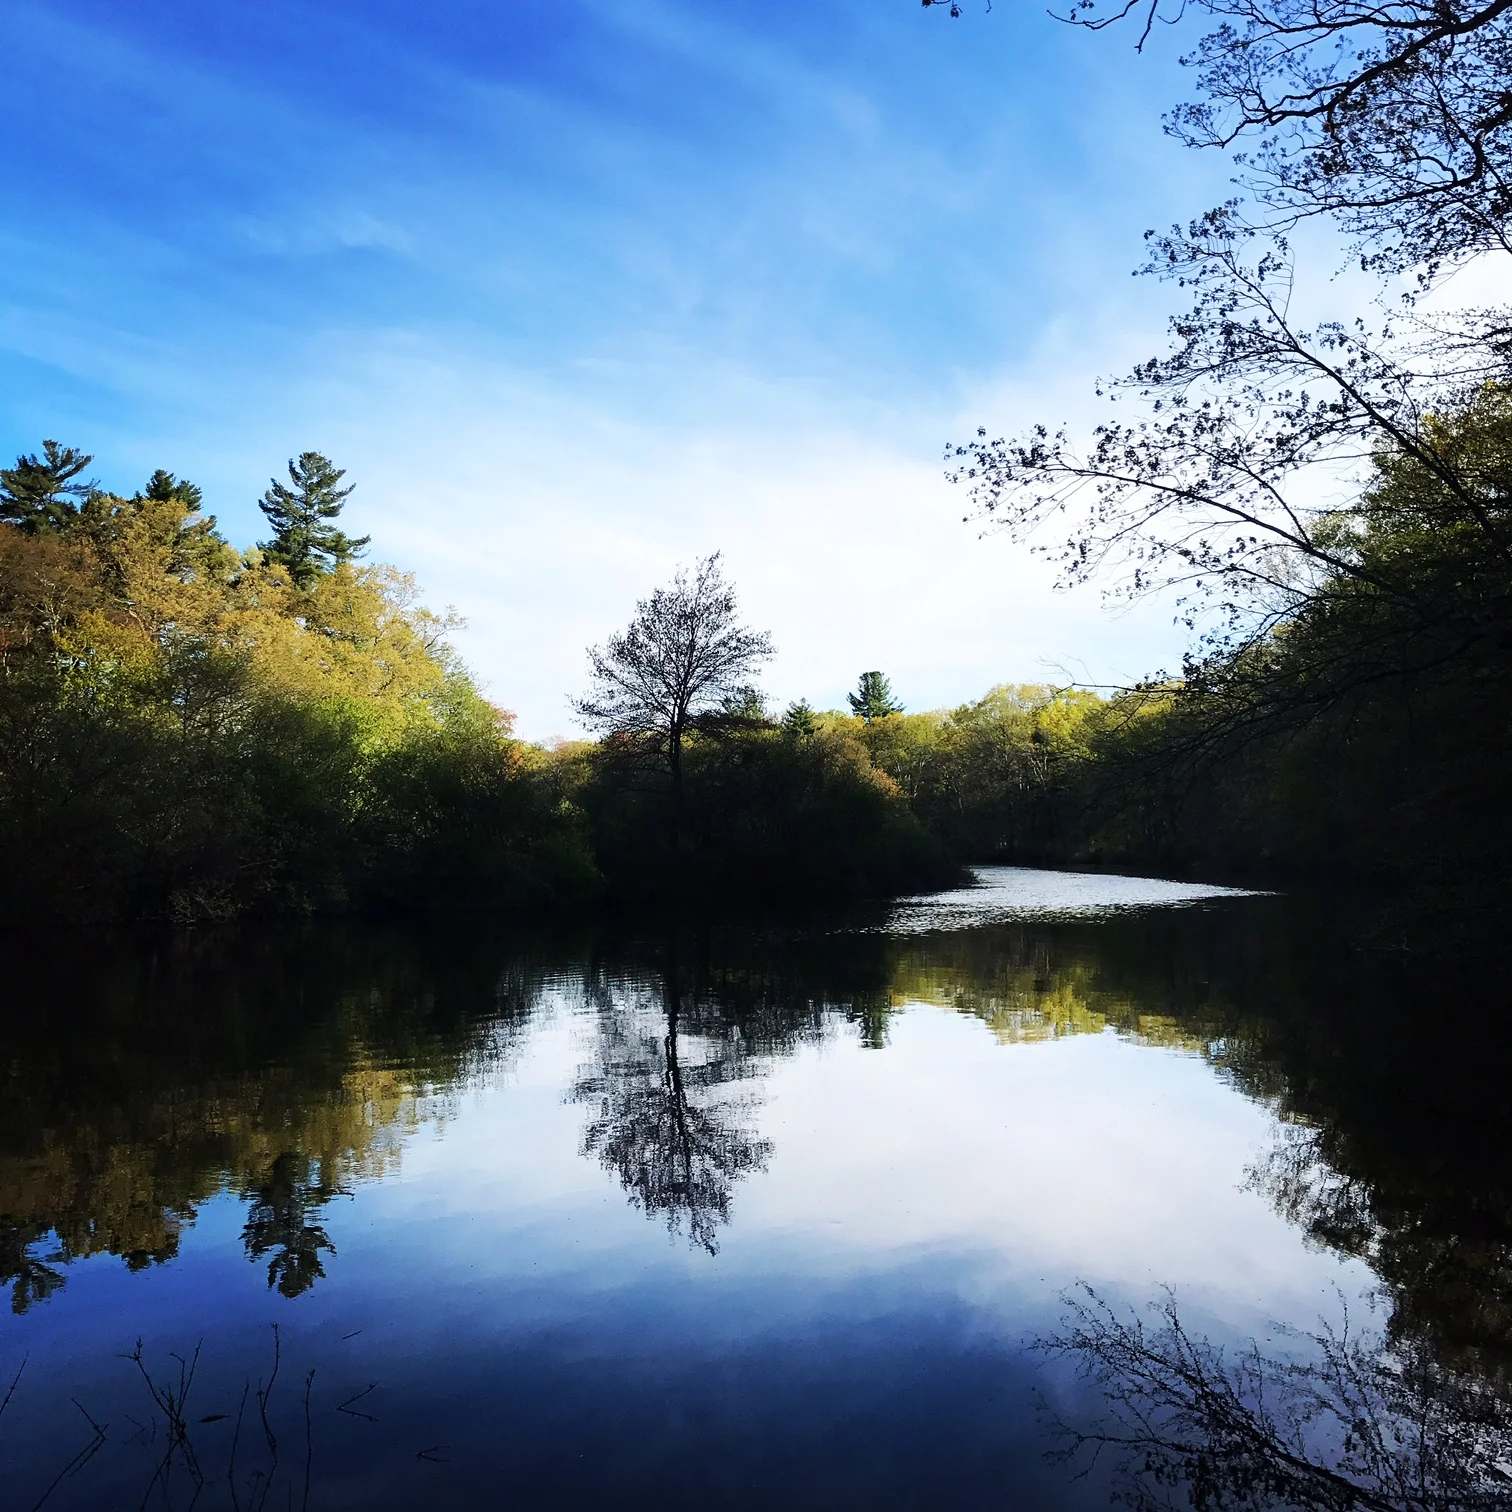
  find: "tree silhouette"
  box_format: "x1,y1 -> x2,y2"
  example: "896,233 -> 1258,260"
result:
933,0 -> 1512,278
573,959 -> 771,1255
575,553 -> 772,854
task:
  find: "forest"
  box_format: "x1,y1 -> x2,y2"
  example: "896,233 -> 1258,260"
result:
2,388 -> 1509,922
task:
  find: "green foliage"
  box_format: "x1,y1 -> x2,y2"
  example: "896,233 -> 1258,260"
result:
257,451 -> 370,587
0,442 -> 596,921
718,683 -> 769,723
143,468 -> 204,511
847,669 -> 903,722
997,384 -> 1512,891
0,440 -> 94,533
577,720 -> 959,902
781,698 -> 818,738
12,382 -> 1501,921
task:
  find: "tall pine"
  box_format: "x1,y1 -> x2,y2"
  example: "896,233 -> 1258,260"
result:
847,671 -> 903,722
0,441 -> 95,533
258,452 -> 369,586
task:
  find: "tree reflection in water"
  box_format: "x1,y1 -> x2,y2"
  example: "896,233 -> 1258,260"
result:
1,1219 -> 66,1314
573,949 -> 772,1254
239,1152 -> 340,1299
0,920 -> 537,1310
1044,1284 -> 1512,1511
2,893 -> 1511,1488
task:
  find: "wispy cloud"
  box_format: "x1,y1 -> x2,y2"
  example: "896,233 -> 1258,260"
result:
0,0 -> 1233,733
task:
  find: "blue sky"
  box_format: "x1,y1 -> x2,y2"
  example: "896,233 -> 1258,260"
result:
1,0 -> 1232,736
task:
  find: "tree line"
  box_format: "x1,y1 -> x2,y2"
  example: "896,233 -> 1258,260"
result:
0,452 -> 972,921
918,0 -> 1512,915
4,423 -> 1505,922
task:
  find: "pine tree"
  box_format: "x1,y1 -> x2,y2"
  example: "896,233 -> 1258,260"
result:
847,671 -> 902,722
782,699 -> 819,737
143,468 -> 204,511
0,441 -> 95,533
257,452 -> 369,587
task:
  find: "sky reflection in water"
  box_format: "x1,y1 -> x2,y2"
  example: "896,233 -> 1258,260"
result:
0,868 -> 1498,1509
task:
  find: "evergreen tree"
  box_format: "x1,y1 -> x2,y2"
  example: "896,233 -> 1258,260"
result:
782,699 -> 819,738
142,468 -> 203,511
719,684 -> 769,724
257,452 -> 368,586
0,441 -> 95,533
847,671 -> 903,723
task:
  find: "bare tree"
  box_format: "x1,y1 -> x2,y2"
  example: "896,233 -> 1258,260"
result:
571,960 -> 772,1256
948,220 -> 1512,665
574,554 -> 773,850
929,0 -> 1512,279
1041,1284 -> 1512,1511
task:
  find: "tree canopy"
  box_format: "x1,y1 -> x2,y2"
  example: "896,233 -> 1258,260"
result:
933,0 -> 1512,276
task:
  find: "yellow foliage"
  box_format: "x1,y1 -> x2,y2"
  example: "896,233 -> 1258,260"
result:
1,494 -> 467,749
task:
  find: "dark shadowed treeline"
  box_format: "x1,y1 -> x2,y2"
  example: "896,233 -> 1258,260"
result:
850,383 -> 1512,903
5,402 -> 1509,920
0,455 -> 952,921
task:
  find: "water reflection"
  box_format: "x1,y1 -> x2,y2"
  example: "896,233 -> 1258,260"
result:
0,926 -> 525,1311
1,872 -> 1510,1500
1044,1284 -> 1512,1512
240,1152 -> 340,1298
572,957 -> 772,1254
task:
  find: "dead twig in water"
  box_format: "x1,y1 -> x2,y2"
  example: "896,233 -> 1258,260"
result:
336,1382 -> 378,1422
0,1353 -> 26,1426
125,1337 -> 205,1510
301,1370 -> 314,1512
31,1398 -> 108,1512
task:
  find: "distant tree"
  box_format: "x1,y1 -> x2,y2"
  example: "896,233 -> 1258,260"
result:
782,698 -> 819,738
142,468 -> 203,511
257,452 -> 369,587
719,684 -> 769,724
0,441 -> 95,534
847,671 -> 903,723
575,553 -> 773,849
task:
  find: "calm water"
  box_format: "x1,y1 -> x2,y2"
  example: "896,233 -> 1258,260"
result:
2,868 -> 1508,1509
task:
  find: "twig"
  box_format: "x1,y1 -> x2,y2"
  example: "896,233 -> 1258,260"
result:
301,1370 -> 314,1512
228,1380 -> 251,1512
336,1383 -> 378,1422
257,1324 -> 281,1459
0,1353 -> 26,1426
31,1398 -> 107,1511
126,1337 -> 206,1510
